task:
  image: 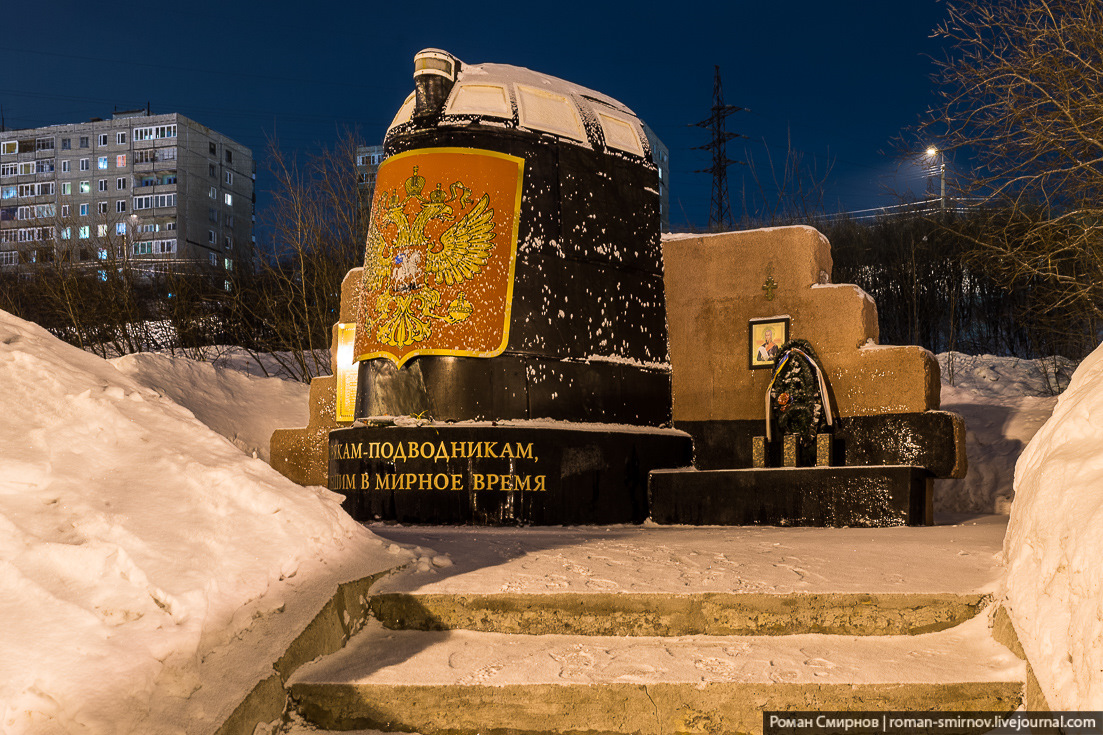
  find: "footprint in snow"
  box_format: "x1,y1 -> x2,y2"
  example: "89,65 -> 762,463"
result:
802,653 -> 833,666
543,574 -> 569,589
694,657 -> 740,678
585,578 -> 619,591
549,644 -> 596,678
457,663 -> 505,685
499,579 -> 526,592
608,663 -> 659,681
770,669 -> 801,683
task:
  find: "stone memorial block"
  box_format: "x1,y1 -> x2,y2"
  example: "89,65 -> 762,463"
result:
653,227 -> 967,527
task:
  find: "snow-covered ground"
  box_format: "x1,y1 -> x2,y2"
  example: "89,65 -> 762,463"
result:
0,313 -> 408,735
368,517 -> 1008,597
935,352 -> 1075,515
0,302 -> 1093,733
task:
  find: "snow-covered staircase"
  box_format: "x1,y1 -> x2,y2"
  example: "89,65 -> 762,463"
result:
274,521 -> 1024,735
286,592 -> 1021,734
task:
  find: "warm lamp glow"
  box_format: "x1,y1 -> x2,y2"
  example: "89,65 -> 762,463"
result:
926,146 -> 939,157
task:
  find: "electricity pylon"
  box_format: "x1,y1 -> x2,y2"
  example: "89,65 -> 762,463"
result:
692,66 -> 745,231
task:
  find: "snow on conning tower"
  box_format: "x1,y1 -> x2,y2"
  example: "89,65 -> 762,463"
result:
354,48 -> 669,426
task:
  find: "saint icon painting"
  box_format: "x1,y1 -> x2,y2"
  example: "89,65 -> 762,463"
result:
749,316 -> 790,369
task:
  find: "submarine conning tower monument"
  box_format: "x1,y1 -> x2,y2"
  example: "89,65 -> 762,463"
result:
358,48 -> 672,425
290,48 -> 692,525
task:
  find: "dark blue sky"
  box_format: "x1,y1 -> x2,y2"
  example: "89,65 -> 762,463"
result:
2,0 -> 946,231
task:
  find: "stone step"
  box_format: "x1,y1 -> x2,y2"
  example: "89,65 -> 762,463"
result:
368,591 -> 988,637
288,613 -> 1024,735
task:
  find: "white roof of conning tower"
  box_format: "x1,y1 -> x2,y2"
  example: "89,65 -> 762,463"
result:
388,56 -> 650,157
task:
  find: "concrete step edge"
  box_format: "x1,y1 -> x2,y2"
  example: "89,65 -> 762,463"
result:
288,613 -> 1025,693
288,606 -> 1024,734
291,681 -> 1024,735
214,566 -> 398,735
369,591 -> 990,637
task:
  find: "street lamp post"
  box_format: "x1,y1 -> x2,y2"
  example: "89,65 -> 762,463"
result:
926,146 -> 946,212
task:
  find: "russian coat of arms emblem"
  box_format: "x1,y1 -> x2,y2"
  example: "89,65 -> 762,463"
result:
354,148 -> 525,367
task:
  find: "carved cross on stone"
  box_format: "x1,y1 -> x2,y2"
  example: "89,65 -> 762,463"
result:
762,275 -> 778,301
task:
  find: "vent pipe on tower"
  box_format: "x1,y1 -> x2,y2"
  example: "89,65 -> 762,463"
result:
412,49 -> 459,120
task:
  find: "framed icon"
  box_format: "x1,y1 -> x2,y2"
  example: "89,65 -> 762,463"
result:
749,316 -> 790,369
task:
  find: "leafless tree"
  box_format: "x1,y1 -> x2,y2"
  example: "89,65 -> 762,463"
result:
918,0 -> 1103,355
232,131 -> 371,381
0,206 -> 227,359
738,135 -> 834,227
0,209 -> 152,357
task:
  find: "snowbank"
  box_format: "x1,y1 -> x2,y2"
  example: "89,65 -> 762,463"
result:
112,352 -> 309,462
202,345 -> 332,382
0,312 -> 399,734
1003,342 -> 1103,710
934,353 -> 1073,515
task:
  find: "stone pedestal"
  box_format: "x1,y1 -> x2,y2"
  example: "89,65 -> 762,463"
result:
653,228 -> 967,527
649,466 -> 932,527
330,424 -> 692,525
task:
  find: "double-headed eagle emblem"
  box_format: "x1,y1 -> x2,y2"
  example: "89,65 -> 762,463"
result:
363,166 -> 496,348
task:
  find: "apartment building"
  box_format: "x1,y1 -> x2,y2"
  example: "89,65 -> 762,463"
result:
356,144 -> 384,202
0,110 -> 253,283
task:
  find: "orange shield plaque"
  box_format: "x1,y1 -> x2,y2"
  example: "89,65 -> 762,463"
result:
354,148 -> 525,367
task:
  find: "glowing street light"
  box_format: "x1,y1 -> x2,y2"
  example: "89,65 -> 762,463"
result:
925,146 -> 946,212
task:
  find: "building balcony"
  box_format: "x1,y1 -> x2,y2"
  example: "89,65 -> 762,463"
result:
134,181 -> 178,191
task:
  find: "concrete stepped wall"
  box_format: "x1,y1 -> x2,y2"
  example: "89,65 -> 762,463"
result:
663,227 -> 967,481
270,268 -> 363,486
213,568 -> 390,735
217,590 -> 1037,734
663,227 -> 939,422
991,604 -> 1054,711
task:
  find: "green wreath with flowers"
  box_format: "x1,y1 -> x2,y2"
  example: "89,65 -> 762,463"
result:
767,339 -> 833,455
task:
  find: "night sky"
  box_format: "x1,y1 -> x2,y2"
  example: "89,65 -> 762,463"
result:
2,0 -> 947,233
